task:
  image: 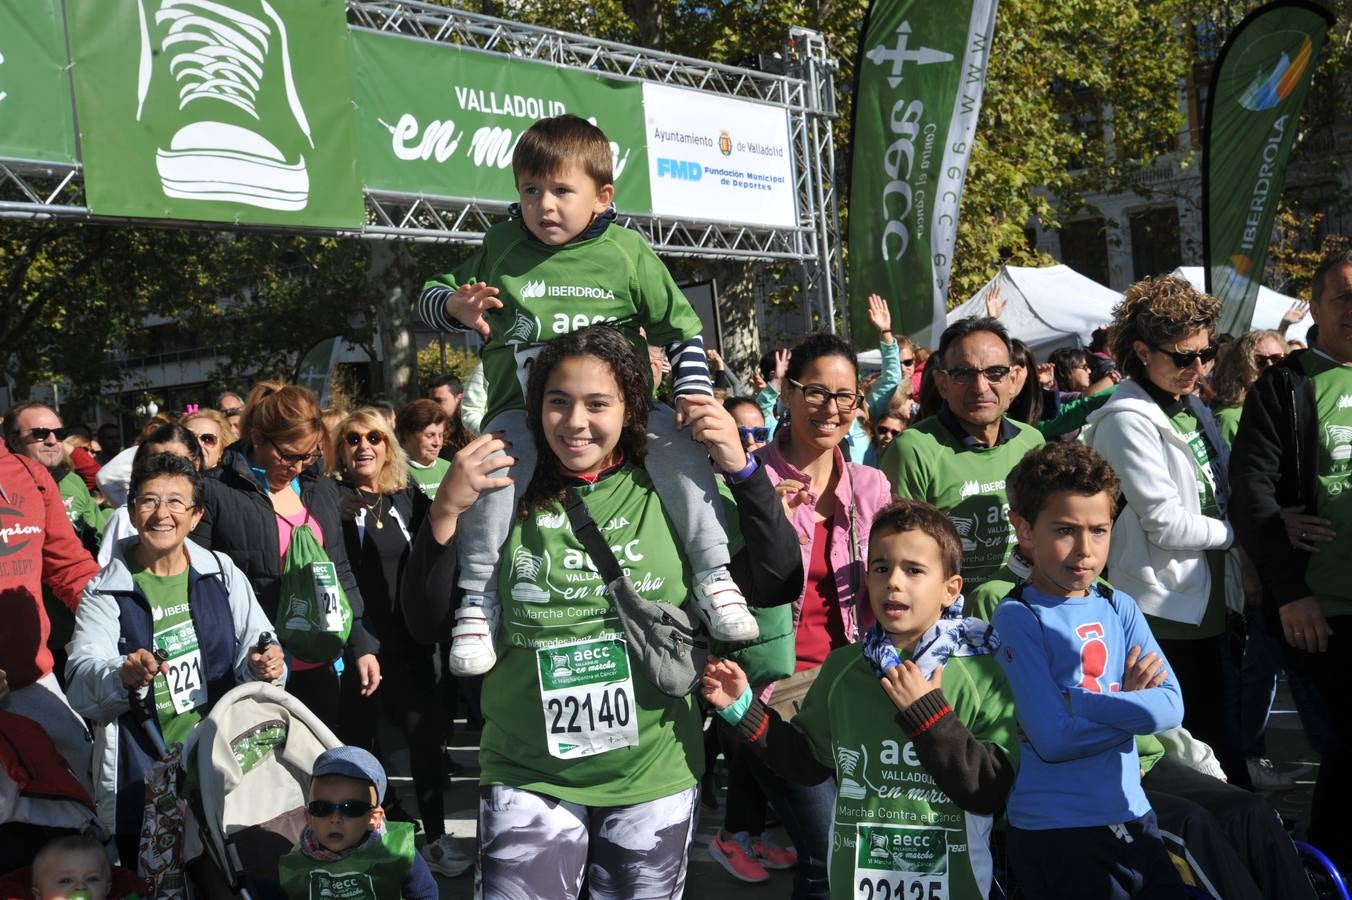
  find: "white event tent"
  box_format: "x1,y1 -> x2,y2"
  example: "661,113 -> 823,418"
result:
1171,267 -> 1312,345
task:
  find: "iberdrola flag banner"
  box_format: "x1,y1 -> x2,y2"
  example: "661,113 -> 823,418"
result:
848,0 -> 998,346
1204,0 -> 1333,335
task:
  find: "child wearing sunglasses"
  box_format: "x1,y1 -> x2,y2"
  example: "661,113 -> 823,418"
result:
278,746 -> 438,899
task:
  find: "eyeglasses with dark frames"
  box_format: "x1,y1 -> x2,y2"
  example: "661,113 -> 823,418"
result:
306,799 -> 374,819
1151,343 -> 1219,369
1253,352 -> 1286,369
787,378 -> 864,412
24,427 -> 71,443
270,440 -> 321,466
940,365 -> 1013,385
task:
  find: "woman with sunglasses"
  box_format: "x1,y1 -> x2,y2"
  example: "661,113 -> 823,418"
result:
67,452 -> 285,863
1087,276 -> 1248,786
325,408 -> 472,878
752,332 -> 894,900
191,381 -> 375,732
181,408 -> 232,472
1209,330 -> 1287,448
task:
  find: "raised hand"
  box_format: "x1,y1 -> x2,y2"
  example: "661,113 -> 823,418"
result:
701,655 -> 750,710
985,283 -> 1007,319
771,348 -> 791,389
446,281 -> 503,339
428,432 -> 515,544
867,294 -> 894,341
880,660 -> 942,713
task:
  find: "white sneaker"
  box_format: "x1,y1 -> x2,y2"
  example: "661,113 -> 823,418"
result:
449,591 -> 498,677
1246,756 -> 1299,791
692,569 -> 758,642
421,833 -> 473,878
137,0 -> 312,210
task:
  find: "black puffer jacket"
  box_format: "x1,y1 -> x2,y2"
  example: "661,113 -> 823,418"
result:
1229,349 -> 1322,610
191,443 -> 376,658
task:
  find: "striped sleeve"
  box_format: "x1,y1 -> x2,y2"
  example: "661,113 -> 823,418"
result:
665,335 -> 713,398
417,283 -> 473,333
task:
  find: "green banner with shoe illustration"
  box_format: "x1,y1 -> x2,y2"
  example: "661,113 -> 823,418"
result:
351,30 -> 652,214
66,0 -> 365,228
19,1 -> 794,231
0,0 -> 79,164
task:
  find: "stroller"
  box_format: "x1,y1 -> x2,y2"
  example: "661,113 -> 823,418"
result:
180,682 -> 340,899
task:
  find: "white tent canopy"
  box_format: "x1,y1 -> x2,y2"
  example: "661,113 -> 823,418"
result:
943,264 -> 1120,359
1171,267 -> 1312,345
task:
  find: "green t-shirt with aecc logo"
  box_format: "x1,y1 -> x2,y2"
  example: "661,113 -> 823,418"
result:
880,415 -> 1045,589
131,563 -> 202,748
1303,351 -> 1352,618
790,643 -> 1018,900
423,220 -> 705,427
478,463 -> 744,807
406,457 -> 450,501
1151,406 -> 1226,640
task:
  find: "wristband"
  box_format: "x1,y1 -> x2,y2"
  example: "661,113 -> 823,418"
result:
717,686 -> 754,725
724,454 -> 760,484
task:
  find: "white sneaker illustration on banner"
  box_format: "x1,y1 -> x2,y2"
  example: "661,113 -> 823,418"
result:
836,746 -> 868,800
510,545 -> 552,604
136,0 -> 312,210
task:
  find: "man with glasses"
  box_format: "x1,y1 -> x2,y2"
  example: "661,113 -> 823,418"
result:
1231,248 -> 1352,875
3,403 -> 109,552
879,317 -> 1044,587
0,405 -> 101,809
217,391 -> 245,440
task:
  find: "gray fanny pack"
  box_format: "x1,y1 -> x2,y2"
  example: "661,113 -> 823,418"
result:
563,487 -> 707,698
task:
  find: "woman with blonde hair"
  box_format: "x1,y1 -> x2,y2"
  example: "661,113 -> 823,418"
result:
191,381 -> 376,731
181,407 -> 232,471
1209,330 -> 1286,447
325,406 -> 471,877
1086,276 -> 1246,785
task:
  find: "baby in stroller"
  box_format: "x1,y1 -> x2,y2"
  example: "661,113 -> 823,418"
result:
275,747 -> 436,899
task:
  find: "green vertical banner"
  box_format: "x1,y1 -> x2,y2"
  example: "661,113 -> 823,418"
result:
0,0 -> 78,163
67,0 -> 364,227
1204,0 -> 1333,335
351,31 -> 651,213
847,0 -> 999,346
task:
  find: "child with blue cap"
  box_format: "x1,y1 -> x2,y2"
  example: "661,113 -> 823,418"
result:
277,746 -> 439,898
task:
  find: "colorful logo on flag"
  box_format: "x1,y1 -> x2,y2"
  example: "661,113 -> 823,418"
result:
1237,35 -> 1314,111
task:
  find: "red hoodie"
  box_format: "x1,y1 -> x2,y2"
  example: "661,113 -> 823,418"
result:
0,443 -> 99,689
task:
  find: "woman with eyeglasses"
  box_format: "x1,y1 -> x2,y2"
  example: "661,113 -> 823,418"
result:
181,408 -> 232,472
325,407 -> 472,878
191,381 -> 376,732
752,332 -> 894,900
97,422 -> 205,567
1209,330 -> 1287,448
66,452 -> 285,863
1086,276 -> 1248,786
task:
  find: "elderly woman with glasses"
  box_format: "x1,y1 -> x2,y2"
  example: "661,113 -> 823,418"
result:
1086,276 -> 1247,785
324,407 -> 471,877
66,452 -> 285,863
190,381 -> 376,732
181,408 -> 234,472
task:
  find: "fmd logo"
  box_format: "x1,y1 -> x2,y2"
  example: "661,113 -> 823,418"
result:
657,158 -> 702,181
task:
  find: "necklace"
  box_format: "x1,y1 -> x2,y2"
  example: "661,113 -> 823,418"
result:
359,489 -> 384,528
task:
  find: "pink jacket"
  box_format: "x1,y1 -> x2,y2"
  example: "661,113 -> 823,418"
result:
757,431 -> 894,643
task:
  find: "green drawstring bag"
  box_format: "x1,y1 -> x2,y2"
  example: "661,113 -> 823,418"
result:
709,603 -> 797,686
276,524 -> 351,663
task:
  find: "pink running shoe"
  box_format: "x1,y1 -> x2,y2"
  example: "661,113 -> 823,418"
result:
753,831 -> 798,870
709,830 -> 770,883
